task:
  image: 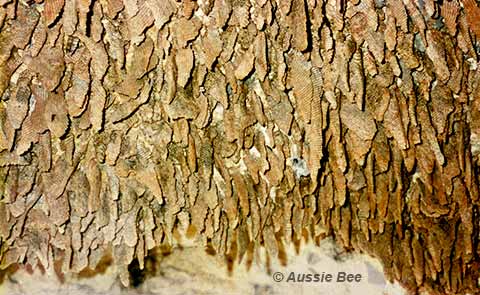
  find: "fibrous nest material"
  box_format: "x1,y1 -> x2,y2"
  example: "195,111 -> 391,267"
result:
0,0 -> 480,294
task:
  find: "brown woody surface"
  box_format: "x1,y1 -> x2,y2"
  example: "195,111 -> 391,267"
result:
1,0 -> 480,294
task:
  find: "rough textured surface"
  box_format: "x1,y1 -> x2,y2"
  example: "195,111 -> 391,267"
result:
0,0 -> 480,294
1,239 -> 406,295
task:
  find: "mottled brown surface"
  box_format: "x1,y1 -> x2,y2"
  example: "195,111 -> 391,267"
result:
0,240 -> 406,295
0,0 -> 480,294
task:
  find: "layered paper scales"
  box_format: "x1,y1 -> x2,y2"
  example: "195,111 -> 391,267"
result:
0,0 -> 480,294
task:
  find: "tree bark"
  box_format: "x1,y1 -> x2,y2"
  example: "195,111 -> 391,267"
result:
0,0 -> 480,294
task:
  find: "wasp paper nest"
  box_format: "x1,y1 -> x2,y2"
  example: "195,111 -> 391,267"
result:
0,0 -> 480,294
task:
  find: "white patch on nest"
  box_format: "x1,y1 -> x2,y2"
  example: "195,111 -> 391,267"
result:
289,156 -> 310,178
212,102 -> 224,123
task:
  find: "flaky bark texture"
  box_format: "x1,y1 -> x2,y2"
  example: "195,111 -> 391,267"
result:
1,0 -> 480,294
